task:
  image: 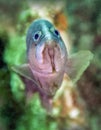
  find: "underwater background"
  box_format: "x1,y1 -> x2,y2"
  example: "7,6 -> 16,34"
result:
0,0 -> 101,130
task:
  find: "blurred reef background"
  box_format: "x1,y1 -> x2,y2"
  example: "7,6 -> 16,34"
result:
0,0 -> 101,130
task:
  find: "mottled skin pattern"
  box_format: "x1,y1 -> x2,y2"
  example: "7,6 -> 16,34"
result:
12,19 -> 93,112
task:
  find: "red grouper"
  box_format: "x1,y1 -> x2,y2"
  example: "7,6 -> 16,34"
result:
12,19 -> 93,112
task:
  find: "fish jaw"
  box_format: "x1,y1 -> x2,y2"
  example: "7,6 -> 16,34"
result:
29,65 -> 65,96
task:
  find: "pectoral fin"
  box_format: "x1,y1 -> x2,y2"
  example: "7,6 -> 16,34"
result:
65,51 -> 93,83
11,64 -> 38,86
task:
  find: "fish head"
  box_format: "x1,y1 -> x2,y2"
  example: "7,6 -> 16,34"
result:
26,19 -> 68,75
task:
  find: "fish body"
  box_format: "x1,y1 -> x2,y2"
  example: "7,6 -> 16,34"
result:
12,19 -> 93,111
26,19 -> 67,96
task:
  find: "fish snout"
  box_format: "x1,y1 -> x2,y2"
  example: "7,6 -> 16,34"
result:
45,39 -> 58,47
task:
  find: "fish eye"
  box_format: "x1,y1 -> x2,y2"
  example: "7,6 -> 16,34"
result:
50,27 -> 60,37
33,31 -> 41,41
54,29 -> 59,36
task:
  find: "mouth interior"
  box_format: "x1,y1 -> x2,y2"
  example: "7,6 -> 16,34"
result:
29,40 -> 66,74
41,42 -> 62,73
44,46 -> 56,72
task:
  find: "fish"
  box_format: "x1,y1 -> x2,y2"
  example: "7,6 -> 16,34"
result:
12,19 -> 93,112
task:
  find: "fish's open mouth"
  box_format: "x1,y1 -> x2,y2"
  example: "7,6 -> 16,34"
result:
42,44 -> 59,73
28,40 -> 67,74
